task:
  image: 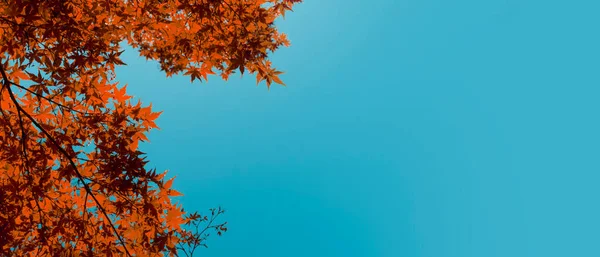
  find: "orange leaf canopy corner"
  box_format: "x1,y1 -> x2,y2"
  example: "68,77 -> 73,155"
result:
0,0 -> 301,256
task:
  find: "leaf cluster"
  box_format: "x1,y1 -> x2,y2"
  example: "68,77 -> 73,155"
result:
0,0 -> 300,255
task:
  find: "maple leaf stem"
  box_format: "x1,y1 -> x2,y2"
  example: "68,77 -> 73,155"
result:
0,62 -> 133,257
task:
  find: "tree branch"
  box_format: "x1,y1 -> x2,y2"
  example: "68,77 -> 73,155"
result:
0,62 -> 133,257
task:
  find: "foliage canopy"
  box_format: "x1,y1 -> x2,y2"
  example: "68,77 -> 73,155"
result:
0,0 -> 300,255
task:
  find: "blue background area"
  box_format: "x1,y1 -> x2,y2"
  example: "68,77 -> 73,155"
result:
117,0 -> 600,256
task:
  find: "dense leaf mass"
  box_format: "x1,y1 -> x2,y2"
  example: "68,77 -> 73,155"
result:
0,0 -> 300,256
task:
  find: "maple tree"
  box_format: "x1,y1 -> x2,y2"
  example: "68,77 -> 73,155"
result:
0,0 -> 300,256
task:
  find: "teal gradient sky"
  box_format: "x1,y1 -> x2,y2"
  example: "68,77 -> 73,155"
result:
117,0 -> 600,256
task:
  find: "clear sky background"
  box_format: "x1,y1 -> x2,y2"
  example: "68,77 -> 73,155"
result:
116,0 -> 600,256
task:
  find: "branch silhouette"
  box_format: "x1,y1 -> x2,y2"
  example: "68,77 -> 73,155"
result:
0,62 -> 133,257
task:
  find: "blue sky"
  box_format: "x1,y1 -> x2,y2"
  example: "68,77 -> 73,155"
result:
117,0 -> 600,256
